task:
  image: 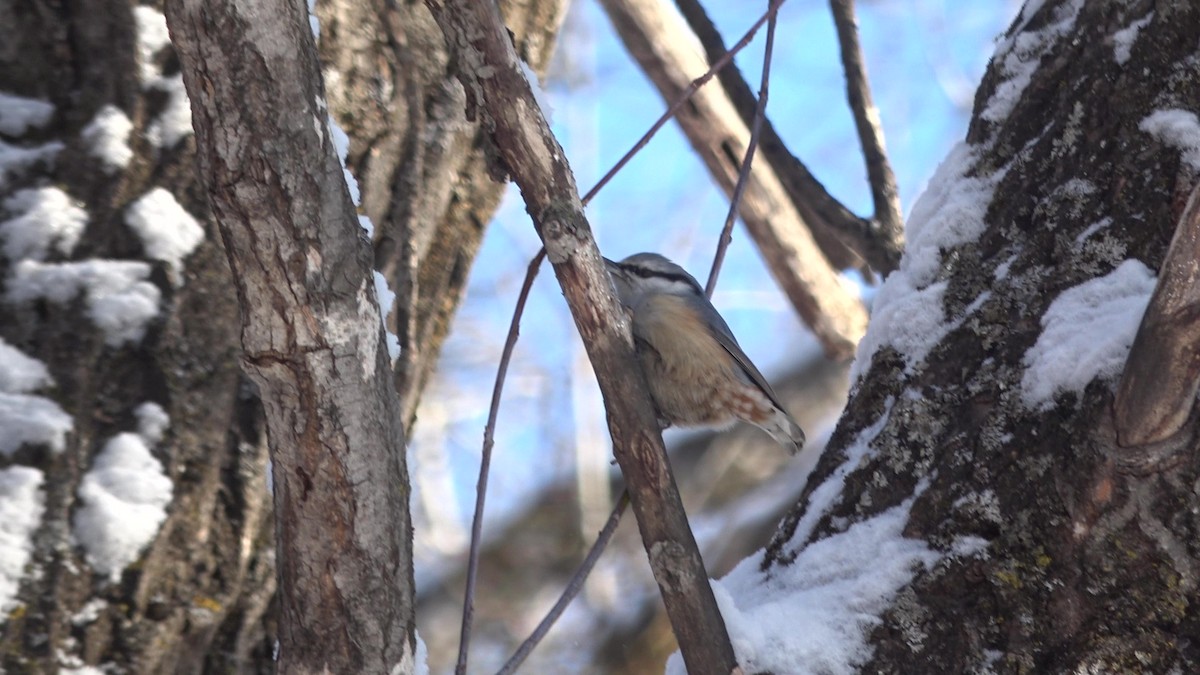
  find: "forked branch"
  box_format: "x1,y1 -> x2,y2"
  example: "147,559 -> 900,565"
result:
424,1 -> 738,673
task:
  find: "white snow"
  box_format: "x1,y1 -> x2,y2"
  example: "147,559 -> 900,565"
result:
322,103 -> 399,360
852,143 -> 1004,381
1021,259 -> 1156,409
0,466 -> 45,614
0,139 -> 63,190
144,76 -> 193,150
0,187 -> 87,262
81,105 -> 134,172
668,499 -> 940,675
73,432 -> 173,581
7,259 -> 161,346
0,393 -> 73,456
982,0 -> 1083,123
134,7 -> 193,149
1113,13 -> 1153,65
71,598 -> 107,626
374,270 -> 400,361
1140,109 -> 1200,171
124,187 -> 204,281
1075,217 -> 1112,245
0,92 -> 55,136
0,337 -> 51,393
135,402 -> 169,444
307,0 -> 320,39
134,6 -> 172,84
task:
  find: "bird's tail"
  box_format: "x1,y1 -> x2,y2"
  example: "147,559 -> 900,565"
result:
764,409 -> 805,455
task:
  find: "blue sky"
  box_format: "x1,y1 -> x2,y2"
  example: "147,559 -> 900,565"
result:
411,0 -> 1020,572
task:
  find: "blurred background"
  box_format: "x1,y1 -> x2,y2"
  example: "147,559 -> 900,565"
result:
410,1 -> 1019,671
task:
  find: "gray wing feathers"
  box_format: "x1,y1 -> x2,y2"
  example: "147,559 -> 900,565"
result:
693,298 -> 789,411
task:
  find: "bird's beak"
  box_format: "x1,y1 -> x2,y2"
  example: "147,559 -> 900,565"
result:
602,257 -> 620,274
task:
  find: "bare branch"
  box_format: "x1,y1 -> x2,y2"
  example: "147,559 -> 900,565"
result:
829,0 -> 905,257
583,0 -> 784,206
423,1 -> 738,672
1115,181 -> 1200,446
166,0 -> 415,670
672,0 -> 880,273
599,0 -> 868,359
498,492 -> 631,675
461,16 -> 790,661
456,249 -> 547,674
705,2 -> 777,297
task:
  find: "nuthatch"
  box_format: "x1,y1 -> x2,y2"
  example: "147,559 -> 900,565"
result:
604,252 -> 805,454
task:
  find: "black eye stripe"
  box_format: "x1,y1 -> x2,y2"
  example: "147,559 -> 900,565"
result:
622,264 -> 702,292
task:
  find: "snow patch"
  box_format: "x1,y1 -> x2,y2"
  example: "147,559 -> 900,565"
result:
1113,12 -> 1153,65
135,7 -> 192,149
73,432 -> 173,581
145,76 -> 193,150
667,500 -> 940,675
0,92 -> 55,136
374,270 -> 400,361
1021,259 -> 1156,409
0,466 -> 45,614
135,402 -> 169,444
0,139 -> 63,190
852,143 -> 1004,380
134,7 -> 172,84
982,0 -> 1083,123
0,187 -> 87,262
0,393 -> 73,456
0,337 -> 52,393
82,105 -> 134,172
124,188 -> 204,282
1075,217 -> 1112,245
1140,109 -> 1200,171
7,259 -> 161,346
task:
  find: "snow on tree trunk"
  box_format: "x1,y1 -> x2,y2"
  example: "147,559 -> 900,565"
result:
696,2 -> 1200,673
0,0 -> 565,672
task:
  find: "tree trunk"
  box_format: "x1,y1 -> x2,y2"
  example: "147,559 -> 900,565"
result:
0,0 -> 565,672
743,1 -> 1200,672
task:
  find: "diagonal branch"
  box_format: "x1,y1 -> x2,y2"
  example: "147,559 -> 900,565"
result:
706,0 -> 778,297
456,249 -> 546,674
599,0 -> 868,359
672,0 -> 904,275
829,0 -> 905,258
423,1 -> 739,673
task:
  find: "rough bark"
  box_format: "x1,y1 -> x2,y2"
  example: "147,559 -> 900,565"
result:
313,0 -> 567,430
164,0 -> 417,671
422,1 -> 738,672
766,1 -> 1200,672
2,0 -> 557,671
0,0 -> 273,672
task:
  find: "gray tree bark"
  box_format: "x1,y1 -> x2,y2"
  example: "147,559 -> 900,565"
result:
762,1 -> 1200,672
0,0 -> 565,672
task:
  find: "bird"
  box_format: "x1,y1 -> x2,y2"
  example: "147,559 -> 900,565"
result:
603,252 -> 805,454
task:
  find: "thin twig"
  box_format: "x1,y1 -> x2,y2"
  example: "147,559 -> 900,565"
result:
497,492 -> 631,675
462,4 -> 797,667
705,1 -> 777,298
582,0 -> 788,206
672,0 -> 870,273
458,0 -> 796,662
455,249 -> 548,675
829,0 -> 904,247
